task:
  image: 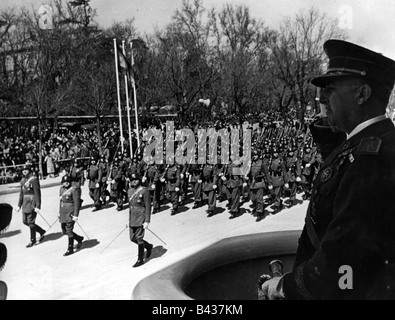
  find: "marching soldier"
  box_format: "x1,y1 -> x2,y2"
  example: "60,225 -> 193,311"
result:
164,163 -> 181,215
87,157 -> 103,211
142,162 -> 161,214
179,164 -> 189,206
98,155 -> 110,205
224,159 -> 243,219
269,149 -> 287,213
248,150 -> 270,222
58,175 -> 84,256
187,162 -> 203,208
69,158 -> 85,208
201,163 -> 218,217
283,148 -> 302,208
16,163 -> 46,248
109,160 -> 126,211
128,174 -> 154,268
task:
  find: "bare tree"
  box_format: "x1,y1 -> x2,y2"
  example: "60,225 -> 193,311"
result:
270,6 -> 347,122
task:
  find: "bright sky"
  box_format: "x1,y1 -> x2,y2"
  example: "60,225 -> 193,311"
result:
2,0 -> 395,59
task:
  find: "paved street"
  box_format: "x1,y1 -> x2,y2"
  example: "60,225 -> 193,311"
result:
0,178 -> 306,300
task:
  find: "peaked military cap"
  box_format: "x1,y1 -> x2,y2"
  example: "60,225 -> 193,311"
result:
312,39 -> 395,90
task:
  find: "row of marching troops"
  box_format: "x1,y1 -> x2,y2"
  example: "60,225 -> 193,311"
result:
63,131 -> 323,222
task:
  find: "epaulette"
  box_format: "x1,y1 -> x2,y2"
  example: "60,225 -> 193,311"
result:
357,137 -> 382,155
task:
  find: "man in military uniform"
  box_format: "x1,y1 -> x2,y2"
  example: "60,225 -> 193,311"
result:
261,40 -> 395,300
283,148 -> 301,208
248,149 -> 270,222
87,157 -> 103,211
178,164 -> 189,206
109,160 -> 126,211
128,174 -> 153,268
98,155 -> 110,205
224,159 -> 243,219
16,164 -> 46,248
69,158 -> 85,208
268,149 -> 286,213
58,175 -> 84,256
201,163 -> 218,217
187,162 -> 203,208
164,164 -> 181,215
142,162 -> 161,214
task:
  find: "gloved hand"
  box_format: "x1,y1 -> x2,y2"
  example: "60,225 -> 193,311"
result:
160,178 -> 165,183
296,177 -> 301,182
111,180 -> 115,184
243,182 -> 247,188
72,216 -> 79,222
142,177 -> 147,183
285,183 -> 289,189
151,184 -> 156,190
260,276 -> 285,300
306,163 -> 311,168
95,183 -> 100,188
197,180 -> 202,184
213,185 -> 217,190
221,176 -> 227,181
268,185 -> 273,190
175,187 -> 180,192
180,174 -> 184,179
143,222 -> 149,229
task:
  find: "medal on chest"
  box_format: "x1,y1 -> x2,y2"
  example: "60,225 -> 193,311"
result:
321,167 -> 333,183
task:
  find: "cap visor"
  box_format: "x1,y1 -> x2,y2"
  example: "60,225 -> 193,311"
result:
311,73 -> 357,87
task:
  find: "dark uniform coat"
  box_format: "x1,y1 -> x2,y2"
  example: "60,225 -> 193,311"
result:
18,174 -> 41,214
249,159 -> 269,189
59,186 -> 80,223
128,187 -> 151,227
283,119 -> 395,300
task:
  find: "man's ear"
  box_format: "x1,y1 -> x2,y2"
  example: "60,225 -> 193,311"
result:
356,84 -> 372,105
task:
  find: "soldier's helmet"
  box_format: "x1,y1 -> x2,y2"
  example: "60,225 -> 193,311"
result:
62,175 -> 71,183
22,163 -> 32,171
130,173 -> 141,181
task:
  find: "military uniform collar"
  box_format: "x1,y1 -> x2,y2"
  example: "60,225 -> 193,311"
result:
347,114 -> 387,140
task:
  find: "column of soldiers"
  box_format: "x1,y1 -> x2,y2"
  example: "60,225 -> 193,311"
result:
45,124 -> 322,222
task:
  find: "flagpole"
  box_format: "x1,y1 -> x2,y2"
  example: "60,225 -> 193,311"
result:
122,40 -> 133,158
130,41 -> 141,149
113,38 -> 125,153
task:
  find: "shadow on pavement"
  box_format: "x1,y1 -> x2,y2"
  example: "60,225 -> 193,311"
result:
208,207 -> 226,217
42,232 -> 63,243
80,239 -> 100,251
147,245 -> 167,262
0,229 -> 21,239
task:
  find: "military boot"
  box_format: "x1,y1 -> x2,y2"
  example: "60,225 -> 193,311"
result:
133,244 -> 145,268
63,237 -> 74,256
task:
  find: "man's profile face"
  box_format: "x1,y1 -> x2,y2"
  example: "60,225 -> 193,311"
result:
319,78 -> 360,133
